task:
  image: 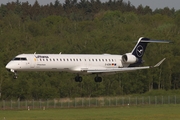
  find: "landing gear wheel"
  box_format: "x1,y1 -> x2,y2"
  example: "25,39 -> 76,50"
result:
13,75 -> 17,79
75,76 -> 82,82
78,76 -> 82,82
13,72 -> 18,79
94,76 -> 102,82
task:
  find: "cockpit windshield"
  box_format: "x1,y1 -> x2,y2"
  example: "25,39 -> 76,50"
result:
13,57 -> 27,61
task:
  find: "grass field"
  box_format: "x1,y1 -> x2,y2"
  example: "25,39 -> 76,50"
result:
1,105 -> 180,120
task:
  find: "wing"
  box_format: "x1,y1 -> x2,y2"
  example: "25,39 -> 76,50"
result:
86,58 -> 166,73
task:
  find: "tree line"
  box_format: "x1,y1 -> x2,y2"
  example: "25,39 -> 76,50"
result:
0,0 -> 180,100
0,0 -> 175,21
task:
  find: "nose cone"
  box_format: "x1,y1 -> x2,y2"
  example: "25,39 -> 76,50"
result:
6,63 -> 11,69
6,62 -> 16,73
5,62 -> 14,70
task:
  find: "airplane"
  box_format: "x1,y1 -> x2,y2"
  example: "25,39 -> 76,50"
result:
5,37 -> 170,82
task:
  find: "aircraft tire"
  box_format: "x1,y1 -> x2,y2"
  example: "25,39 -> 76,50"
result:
94,77 -> 102,82
78,76 -> 82,82
13,75 -> 17,79
75,76 -> 82,82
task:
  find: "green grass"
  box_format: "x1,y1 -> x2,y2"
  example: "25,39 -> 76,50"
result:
1,105 -> 180,120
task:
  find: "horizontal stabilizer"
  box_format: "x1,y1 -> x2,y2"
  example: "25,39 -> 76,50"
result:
152,58 -> 166,68
140,40 -> 171,43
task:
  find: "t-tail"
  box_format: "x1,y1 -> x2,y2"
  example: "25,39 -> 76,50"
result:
122,37 -> 170,67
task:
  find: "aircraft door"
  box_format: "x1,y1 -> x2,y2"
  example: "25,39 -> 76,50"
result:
29,56 -> 36,68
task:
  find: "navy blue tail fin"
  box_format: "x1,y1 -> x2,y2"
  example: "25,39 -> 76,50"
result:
131,37 -> 150,59
122,37 -> 170,67
131,37 -> 170,59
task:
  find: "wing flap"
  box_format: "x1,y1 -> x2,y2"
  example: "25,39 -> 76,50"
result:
87,66 -> 150,73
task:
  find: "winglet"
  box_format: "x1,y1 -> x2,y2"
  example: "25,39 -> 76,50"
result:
152,58 -> 166,68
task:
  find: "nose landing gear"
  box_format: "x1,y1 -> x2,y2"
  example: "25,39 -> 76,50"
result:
13,72 -> 18,79
9,69 -> 18,79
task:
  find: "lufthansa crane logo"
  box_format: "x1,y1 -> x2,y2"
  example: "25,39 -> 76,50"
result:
136,45 -> 144,57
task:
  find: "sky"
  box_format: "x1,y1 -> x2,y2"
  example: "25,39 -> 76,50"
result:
0,0 -> 180,11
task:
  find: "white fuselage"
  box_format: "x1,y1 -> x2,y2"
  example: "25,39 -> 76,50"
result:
6,54 -> 128,73
5,37 -> 169,80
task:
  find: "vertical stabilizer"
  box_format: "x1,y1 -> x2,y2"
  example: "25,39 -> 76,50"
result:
131,37 -> 150,59
124,37 -> 170,66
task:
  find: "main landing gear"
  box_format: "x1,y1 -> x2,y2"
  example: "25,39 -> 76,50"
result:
75,75 -> 82,82
74,74 -> 102,82
94,76 -> 102,82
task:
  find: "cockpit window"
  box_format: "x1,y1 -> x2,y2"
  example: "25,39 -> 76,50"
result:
13,57 -> 27,61
21,58 -> 27,60
13,57 -> 21,60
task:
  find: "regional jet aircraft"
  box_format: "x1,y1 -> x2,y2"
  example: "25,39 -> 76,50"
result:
6,37 -> 170,82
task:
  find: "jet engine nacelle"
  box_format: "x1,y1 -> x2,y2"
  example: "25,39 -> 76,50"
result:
122,54 -> 138,64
